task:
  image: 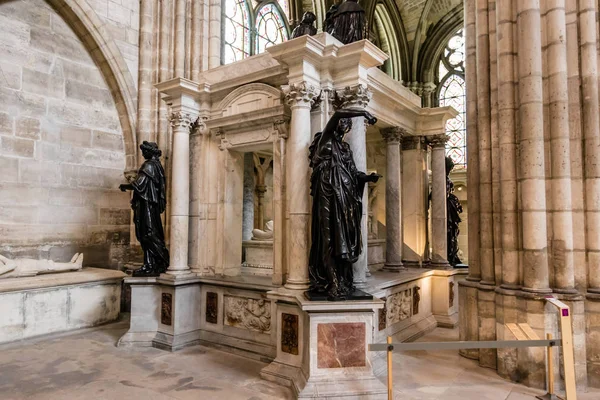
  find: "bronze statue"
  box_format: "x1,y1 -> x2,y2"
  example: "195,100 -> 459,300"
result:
291,12 -> 317,39
120,141 -> 169,277
307,108 -> 379,301
323,4 -> 339,35
329,0 -> 367,45
446,156 -> 463,266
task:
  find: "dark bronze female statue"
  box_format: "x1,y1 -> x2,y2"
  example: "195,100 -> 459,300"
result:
308,108 -> 379,301
329,0 -> 367,44
291,12 -> 317,38
446,156 -> 463,266
120,141 -> 170,277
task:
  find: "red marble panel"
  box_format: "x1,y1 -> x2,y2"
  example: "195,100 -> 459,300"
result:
317,322 -> 366,368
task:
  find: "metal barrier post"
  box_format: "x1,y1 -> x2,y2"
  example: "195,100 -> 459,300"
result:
387,336 -> 393,400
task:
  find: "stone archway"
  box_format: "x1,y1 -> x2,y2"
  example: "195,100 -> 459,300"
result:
46,0 -> 138,171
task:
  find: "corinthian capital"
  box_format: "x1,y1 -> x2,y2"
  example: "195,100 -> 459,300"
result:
381,127 -> 408,144
282,82 -> 318,107
427,134 -> 449,148
334,84 -> 372,109
169,112 -> 195,130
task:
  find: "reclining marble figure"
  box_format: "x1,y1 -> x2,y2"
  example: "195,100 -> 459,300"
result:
252,220 -> 274,240
0,253 -> 84,279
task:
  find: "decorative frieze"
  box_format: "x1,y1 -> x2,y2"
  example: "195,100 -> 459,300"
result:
161,292 -> 172,326
224,295 -> 271,333
206,292 -> 218,324
281,313 -> 299,355
386,289 -> 412,325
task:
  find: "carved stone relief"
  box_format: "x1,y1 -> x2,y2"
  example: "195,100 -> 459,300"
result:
161,293 -> 172,326
281,313 -> 299,355
386,289 -> 412,325
378,297 -> 387,331
206,292 -> 218,324
449,282 -> 455,307
224,296 -> 271,333
413,286 -> 421,315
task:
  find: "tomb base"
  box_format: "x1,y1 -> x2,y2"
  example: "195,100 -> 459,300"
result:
261,288 -> 387,399
0,268 -> 125,344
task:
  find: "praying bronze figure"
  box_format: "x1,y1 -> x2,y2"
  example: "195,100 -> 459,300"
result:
307,108 -> 379,301
120,141 -> 170,277
291,12 -> 317,38
446,156 -> 463,266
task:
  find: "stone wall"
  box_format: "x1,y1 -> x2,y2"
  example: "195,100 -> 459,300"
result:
0,0 -> 132,268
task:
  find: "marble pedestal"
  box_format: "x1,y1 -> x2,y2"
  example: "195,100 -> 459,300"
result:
118,274 -> 202,351
261,289 -> 387,399
0,268 -> 125,344
242,240 -> 274,276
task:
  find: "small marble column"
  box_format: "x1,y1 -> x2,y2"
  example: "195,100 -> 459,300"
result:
166,112 -> 195,275
242,153 -> 255,241
283,83 -> 317,290
337,85 -> 372,288
429,135 -> 450,268
381,127 -> 405,271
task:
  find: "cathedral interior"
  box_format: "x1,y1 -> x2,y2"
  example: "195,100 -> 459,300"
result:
1,0 -> 600,399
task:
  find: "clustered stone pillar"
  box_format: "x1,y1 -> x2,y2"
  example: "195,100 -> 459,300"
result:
337,85 -> 372,287
381,127 -> 405,271
166,112 -> 195,275
283,83 -> 316,290
429,134 -> 450,268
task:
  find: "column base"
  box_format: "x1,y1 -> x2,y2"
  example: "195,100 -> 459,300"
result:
164,269 -> 194,277
382,262 -> 405,272
430,260 -> 452,270
521,286 -> 553,294
553,287 -> 579,295
285,280 -> 310,290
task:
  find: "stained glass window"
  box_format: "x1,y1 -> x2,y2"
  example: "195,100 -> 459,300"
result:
438,29 -> 466,167
223,0 -> 289,65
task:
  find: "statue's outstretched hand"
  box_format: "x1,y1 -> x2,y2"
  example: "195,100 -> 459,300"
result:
369,172 -> 381,183
364,111 -> 377,126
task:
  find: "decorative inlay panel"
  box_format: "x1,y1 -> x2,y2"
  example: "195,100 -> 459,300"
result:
281,313 -> 299,355
161,293 -> 172,326
378,297 -> 387,331
317,322 -> 366,369
206,292 -> 218,324
224,295 -> 271,333
387,289 -> 412,325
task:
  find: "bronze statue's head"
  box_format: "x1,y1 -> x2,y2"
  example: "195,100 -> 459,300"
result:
302,11 -> 316,24
140,141 -> 162,160
336,118 -> 352,140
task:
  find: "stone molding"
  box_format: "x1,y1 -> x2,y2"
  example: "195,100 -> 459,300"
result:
381,127 -> 408,144
282,82 -> 318,107
334,84 -> 372,109
427,134 -> 449,148
169,112 -> 195,131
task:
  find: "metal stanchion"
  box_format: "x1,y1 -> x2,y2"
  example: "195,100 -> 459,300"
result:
387,336 -> 393,400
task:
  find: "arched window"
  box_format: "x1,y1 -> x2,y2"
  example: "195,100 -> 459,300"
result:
223,0 -> 289,65
373,3 -> 401,81
437,29 -> 466,167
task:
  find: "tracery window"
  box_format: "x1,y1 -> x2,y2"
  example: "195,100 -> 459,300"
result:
438,29 -> 466,167
223,0 -> 289,65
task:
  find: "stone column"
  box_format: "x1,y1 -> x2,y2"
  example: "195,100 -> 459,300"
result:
429,135 -> 450,268
166,112 -> 195,275
381,127 -> 405,271
242,153 -> 255,241
136,0 -> 154,164
283,83 -> 316,290
174,0 -> 186,77
579,0 -> 600,294
336,85 -> 372,287
190,0 -> 203,81
517,0 -> 550,293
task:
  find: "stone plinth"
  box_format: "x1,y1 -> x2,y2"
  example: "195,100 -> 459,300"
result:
367,239 -> 386,270
0,268 -> 125,344
261,289 -> 386,399
242,240 -> 273,276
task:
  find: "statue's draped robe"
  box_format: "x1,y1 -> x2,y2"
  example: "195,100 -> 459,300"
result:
446,178 -> 463,265
131,158 -> 170,271
309,133 -> 366,297
291,23 -> 317,39
330,1 -> 366,44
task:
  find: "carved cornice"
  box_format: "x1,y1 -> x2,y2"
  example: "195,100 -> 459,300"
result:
381,127 -> 408,144
427,134 -> 450,148
282,82 -> 318,107
401,135 -> 426,151
169,112 -> 195,130
334,84 -> 372,109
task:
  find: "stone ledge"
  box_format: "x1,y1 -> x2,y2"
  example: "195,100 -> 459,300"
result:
0,267 -> 125,293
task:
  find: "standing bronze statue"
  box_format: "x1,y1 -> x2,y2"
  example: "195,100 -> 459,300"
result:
329,0 -> 368,45
120,141 -> 170,277
291,11 -> 317,38
307,108 -> 379,301
446,156 -> 463,266
323,4 -> 339,35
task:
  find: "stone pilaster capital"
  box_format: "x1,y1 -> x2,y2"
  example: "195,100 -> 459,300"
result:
421,82 -> 437,95
333,84 -> 372,109
427,134 -> 449,148
282,82 -> 318,107
191,115 -> 209,135
401,135 -> 426,151
273,117 -> 290,139
169,111 -> 195,131
381,127 -> 408,144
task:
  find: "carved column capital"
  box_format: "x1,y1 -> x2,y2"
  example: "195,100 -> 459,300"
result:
334,84 -> 372,109
282,82 -> 318,107
169,111 -> 195,130
381,127 -> 408,144
401,135 -> 426,151
191,116 -> 208,135
427,134 -> 449,148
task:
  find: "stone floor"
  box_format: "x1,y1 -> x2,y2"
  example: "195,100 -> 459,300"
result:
0,321 -> 598,399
